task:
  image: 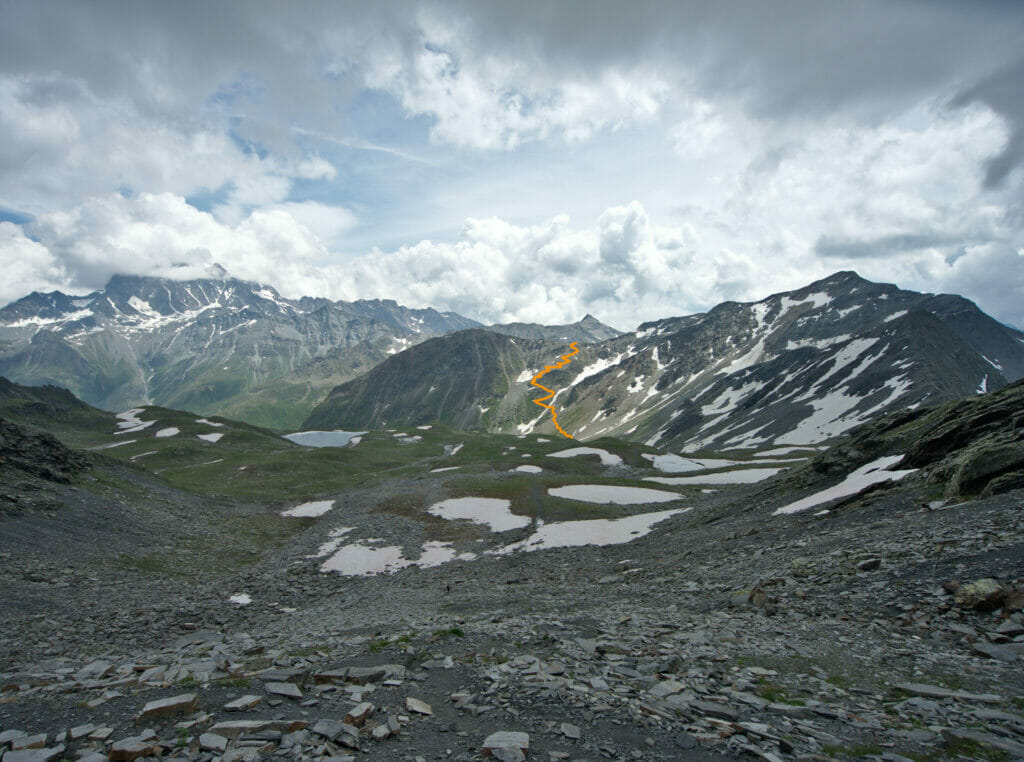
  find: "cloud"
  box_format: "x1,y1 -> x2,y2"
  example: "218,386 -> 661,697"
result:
1,1 -> 1024,333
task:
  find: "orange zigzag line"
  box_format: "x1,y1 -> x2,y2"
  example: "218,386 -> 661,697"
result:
529,341 -> 581,439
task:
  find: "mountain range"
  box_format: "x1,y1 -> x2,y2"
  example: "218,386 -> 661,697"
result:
0,274 -> 486,428
306,271 -> 1024,449
3,270 -> 1022,448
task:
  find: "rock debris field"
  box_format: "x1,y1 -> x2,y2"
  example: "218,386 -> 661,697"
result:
1,465 -> 1023,762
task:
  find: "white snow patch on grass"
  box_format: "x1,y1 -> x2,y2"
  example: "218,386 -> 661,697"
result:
645,467 -> 785,486
641,453 -> 704,472
155,427 -> 179,438
428,497 -> 530,532
312,527 -> 353,557
492,509 -> 686,554
883,310 -> 908,323
514,465 -> 543,474
430,466 -> 461,473
197,432 -> 223,443
549,484 -> 682,504
281,500 -> 335,518
320,538 -> 476,575
195,418 -> 224,427
445,442 -> 464,455
773,455 -> 916,515
548,447 -> 623,466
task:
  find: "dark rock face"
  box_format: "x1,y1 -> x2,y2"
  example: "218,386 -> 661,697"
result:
0,418 -> 89,485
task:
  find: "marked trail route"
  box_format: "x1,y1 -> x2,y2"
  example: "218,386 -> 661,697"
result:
530,341 -> 580,439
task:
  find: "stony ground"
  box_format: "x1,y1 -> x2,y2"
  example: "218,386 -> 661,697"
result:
2,464 -> 1023,762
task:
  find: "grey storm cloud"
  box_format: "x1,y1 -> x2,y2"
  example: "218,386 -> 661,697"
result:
815,233 -> 963,260
4,1 -> 1023,152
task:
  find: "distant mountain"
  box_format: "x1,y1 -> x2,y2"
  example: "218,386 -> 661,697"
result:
484,314 -> 623,344
305,271 -> 1024,449
303,329 -> 568,431
0,275 -> 479,428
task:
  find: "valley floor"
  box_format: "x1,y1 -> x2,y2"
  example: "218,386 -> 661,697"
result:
2,476 -> 1022,762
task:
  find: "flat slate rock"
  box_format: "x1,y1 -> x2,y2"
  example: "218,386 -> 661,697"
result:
137,692 -> 197,720
265,682 -> 303,699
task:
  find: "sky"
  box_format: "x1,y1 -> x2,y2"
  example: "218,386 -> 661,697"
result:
1,0 -> 1022,331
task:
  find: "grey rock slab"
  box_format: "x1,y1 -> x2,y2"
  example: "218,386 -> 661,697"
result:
75,753 -> 107,762
137,692 -> 197,721
972,641 -> 1019,661
108,738 -> 155,762
649,679 -> 685,698
8,736 -> 45,752
68,724 -> 95,741
560,722 -> 581,740
198,733 -> 228,752
941,728 -> 1024,756
313,668 -> 349,684
345,666 -> 386,685
692,699 -> 739,721
897,682 -> 1003,702
0,732 -> 27,748
311,719 -> 347,742
265,682 -> 303,699
1,747 -> 64,762
345,701 -> 374,726
405,697 -> 432,715
223,694 -> 261,711
74,660 -> 113,682
482,731 -> 530,757
207,720 -> 308,740
371,724 -> 391,741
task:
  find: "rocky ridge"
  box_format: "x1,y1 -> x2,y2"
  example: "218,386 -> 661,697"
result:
307,271 -> 1024,451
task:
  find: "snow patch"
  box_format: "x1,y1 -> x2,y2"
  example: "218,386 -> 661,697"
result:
883,310 -> 908,323
195,418 -> 224,427
428,497 -> 530,532
645,467 -> 785,486
641,453 -> 704,473
197,432 -> 223,443
514,465 -> 543,474
491,509 -> 686,555
773,455 -> 916,515
281,500 -> 335,518
229,593 -> 252,605
155,427 -> 179,438
548,484 -> 682,504
548,447 -> 623,466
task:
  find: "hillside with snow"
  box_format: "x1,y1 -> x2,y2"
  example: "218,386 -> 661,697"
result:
307,271 -> 1024,449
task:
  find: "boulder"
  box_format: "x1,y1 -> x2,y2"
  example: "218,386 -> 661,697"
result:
955,579 -> 1006,611
949,442 -> 1024,496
